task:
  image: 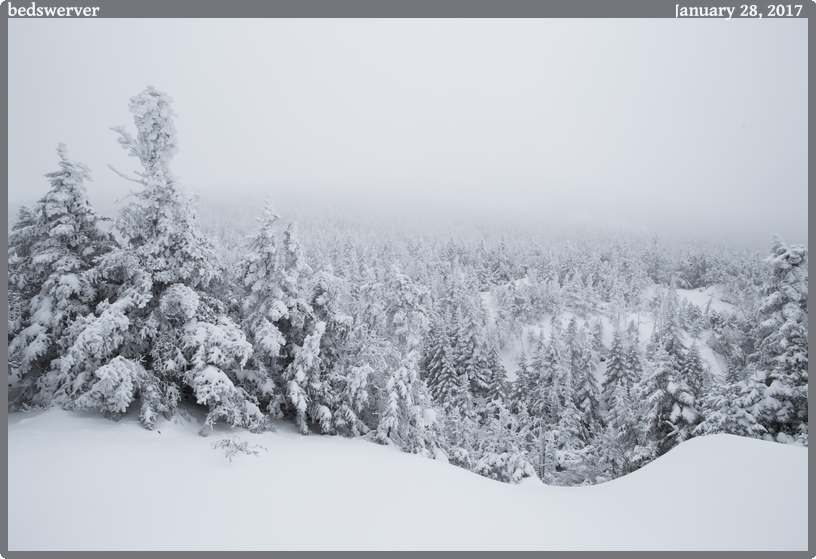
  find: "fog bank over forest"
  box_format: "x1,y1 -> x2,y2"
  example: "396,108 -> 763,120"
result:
8,175 -> 806,250
8,18 -> 807,248
193,183 -> 803,251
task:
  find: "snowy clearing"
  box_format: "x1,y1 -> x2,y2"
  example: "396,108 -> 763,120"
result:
677,285 -> 738,316
493,285 -> 735,384
8,407 -> 807,551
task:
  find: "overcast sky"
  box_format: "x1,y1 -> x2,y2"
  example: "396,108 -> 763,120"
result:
7,18 -> 808,244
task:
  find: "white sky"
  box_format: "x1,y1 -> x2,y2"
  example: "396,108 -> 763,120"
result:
7,18 -> 808,243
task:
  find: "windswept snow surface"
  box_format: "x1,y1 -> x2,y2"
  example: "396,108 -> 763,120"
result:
8,408 -> 808,551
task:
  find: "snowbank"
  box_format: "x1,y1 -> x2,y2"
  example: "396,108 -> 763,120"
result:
8,408 -> 807,551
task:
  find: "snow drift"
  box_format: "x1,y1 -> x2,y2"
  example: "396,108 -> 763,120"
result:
7,407 -> 807,551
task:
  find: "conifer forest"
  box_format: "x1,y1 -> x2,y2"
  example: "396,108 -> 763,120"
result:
8,86 -> 808,490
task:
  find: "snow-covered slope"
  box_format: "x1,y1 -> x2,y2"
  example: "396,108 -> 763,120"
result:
8,408 -> 807,551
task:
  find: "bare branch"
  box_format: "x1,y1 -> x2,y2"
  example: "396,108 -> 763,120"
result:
107,164 -> 143,184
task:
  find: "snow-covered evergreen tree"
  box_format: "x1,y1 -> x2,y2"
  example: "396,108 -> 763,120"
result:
566,324 -> 602,442
485,344 -> 508,406
695,372 -> 765,439
746,235 -> 808,445
678,342 -> 706,410
659,283 -> 685,361
41,87 -> 258,434
283,320 -> 326,434
602,327 -> 629,413
237,196 -> 287,411
426,318 -> 460,408
109,86 -> 218,289
639,347 -> 698,456
473,401 -> 536,484
8,144 -> 112,406
373,265 -> 438,455
456,307 -> 491,398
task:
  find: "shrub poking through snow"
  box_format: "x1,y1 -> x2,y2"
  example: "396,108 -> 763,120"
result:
211,436 -> 268,462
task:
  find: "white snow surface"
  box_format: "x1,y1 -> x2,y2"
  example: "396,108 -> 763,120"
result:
8,407 -> 808,551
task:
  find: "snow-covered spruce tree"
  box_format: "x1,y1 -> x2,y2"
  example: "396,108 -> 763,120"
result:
484,343 -> 508,407
373,265 -> 439,456
8,144 -> 113,407
745,235 -> 808,445
509,348 -> 532,414
597,380 -> 644,478
108,87 -> 217,290
609,280 -> 628,329
548,356 -> 588,483
695,370 -> 765,440
638,347 -> 699,456
564,319 -> 602,443
684,301 -> 705,339
236,196 -> 287,415
678,342 -> 706,409
577,341 -> 603,434
420,311 -> 444,379
455,305 -> 491,398
440,405 -> 478,469
528,331 -> 560,427
707,312 -> 753,377
659,283 -> 686,362
589,317 -> 606,360
491,237 -> 512,284
44,87 -> 259,434
240,209 -> 344,436
283,264 -> 366,435
625,319 -> 643,376
300,266 -> 360,436
601,327 -> 630,415
426,320 -> 461,409
473,401 -> 537,484
329,322 -> 383,437
283,319 -> 325,434
424,310 -> 455,405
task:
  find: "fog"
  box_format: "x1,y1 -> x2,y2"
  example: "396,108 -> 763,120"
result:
8,18 -> 808,245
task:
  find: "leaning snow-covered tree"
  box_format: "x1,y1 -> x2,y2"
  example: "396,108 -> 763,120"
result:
40,87 -> 261,434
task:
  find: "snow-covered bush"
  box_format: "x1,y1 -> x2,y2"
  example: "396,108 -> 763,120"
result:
211,436 -> 268,462
473,402 -> 536,484
190,366 -> 267,436
159,284 -> 200,325
72,356 -> 145,419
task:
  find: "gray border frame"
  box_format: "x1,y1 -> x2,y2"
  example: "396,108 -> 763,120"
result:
3,1 -> 812,558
